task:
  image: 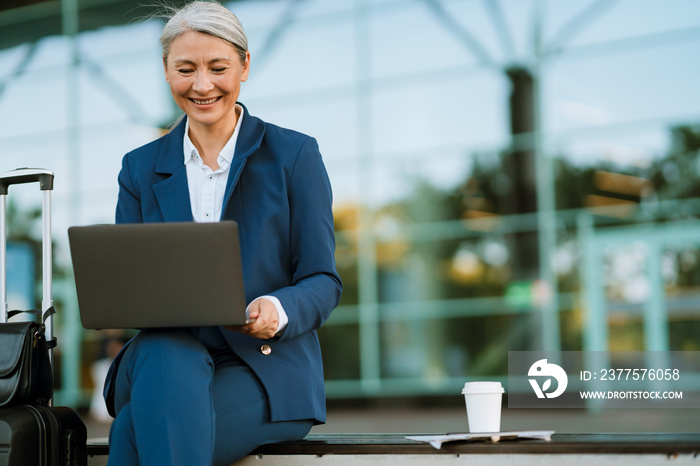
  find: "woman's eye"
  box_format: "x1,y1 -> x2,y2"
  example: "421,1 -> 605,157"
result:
177,69 -> 194,75
212,68 -> 227,73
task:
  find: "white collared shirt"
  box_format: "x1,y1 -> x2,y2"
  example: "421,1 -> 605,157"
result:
183,110 -> 241,223
182,106 -> 288,334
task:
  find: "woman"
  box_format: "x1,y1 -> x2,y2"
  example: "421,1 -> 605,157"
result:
104,2 -> 342,465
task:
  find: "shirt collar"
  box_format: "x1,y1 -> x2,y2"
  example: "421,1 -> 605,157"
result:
183,104 -> 245,167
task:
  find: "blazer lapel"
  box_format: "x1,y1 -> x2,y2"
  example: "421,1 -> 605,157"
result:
152,119 -> 194,222
221,103 -> 266,218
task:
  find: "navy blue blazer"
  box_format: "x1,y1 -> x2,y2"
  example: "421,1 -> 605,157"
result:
110,104 -> 342,424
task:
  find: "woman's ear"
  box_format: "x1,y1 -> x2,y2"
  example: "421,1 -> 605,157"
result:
163,56 -> 169,83
241,51 -> 251,82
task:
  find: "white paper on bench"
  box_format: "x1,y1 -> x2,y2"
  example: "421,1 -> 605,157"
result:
406,430 -> 555,449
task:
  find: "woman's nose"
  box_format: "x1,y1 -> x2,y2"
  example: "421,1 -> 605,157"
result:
193,71 -> 214,93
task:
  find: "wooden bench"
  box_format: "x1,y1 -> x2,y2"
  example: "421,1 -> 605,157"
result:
87,432 -> 700,465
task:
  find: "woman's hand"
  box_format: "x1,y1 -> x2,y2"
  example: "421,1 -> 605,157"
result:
226,298 -> 279,339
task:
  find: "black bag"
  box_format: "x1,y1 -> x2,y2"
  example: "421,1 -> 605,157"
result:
0,308 -> 55,407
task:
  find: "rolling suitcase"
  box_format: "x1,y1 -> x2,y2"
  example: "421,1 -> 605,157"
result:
0,168 -> 87,466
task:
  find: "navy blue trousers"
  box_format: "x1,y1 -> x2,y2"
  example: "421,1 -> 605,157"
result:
107,328 -> 313,466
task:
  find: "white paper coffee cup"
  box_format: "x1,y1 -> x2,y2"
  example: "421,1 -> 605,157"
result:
462,381 -> 504,433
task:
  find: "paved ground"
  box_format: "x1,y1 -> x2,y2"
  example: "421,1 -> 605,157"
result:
326,406 -> 700,433
84,403 -> 700,440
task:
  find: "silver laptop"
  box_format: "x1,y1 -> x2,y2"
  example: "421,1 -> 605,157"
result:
68,221 -> 247,329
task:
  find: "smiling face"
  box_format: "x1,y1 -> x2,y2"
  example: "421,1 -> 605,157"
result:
164,30 -> 250,133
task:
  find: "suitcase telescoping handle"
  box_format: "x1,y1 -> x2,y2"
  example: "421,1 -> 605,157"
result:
0,168 -> 55,347
0,168 -> 54,194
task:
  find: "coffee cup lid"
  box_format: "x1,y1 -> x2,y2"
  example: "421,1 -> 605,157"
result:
461,381 -> 504,395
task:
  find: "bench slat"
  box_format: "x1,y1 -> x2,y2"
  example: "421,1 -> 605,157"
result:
252,433 -> 700,455
87,433 -> 700,457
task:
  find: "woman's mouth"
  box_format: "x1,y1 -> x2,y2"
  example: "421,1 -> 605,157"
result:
190,97 -> 221,105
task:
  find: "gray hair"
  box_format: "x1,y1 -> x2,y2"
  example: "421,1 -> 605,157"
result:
159,1 -> 248,64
